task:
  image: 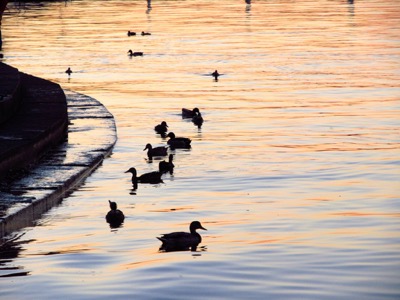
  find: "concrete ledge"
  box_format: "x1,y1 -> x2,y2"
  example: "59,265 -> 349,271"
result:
0,91 -> 117,239
0,64 -> 68,178
0,63 -> 21,124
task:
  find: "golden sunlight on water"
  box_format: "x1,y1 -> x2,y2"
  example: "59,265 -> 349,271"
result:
1,0 -> 400,299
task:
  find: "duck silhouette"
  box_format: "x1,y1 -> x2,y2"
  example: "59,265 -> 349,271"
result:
157,221 -> 207,252
211,70 -> 220,81
141,31 -> 151,36
128,49 -> 144,57
154,121 -> 168,135
167,132 -> 191,149
125,167 -> 163,185
182,107 -> 200,119
192,111 -> 204,128
65,67 -> 72,76
127,31 -> 136,36
143,143 -> 168,159
105,200 -> 125,228
159,154 -> 174,174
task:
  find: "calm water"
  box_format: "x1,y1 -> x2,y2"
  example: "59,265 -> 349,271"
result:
1,0 -> 400,298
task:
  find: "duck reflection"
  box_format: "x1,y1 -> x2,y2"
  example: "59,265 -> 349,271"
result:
0,233 -> 31,277
157,221 -> 207,252
146,0 -> 152,13
245,0 -> 251,13
347,0 -> 355,17
105,200 -> 125,228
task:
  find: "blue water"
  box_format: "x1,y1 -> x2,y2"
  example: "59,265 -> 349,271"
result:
1,0 -> 399,299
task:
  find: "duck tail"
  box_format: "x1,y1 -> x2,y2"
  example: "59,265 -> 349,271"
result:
157,237 -> 167,243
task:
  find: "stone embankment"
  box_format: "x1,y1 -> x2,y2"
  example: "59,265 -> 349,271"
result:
0,63 -> 117,239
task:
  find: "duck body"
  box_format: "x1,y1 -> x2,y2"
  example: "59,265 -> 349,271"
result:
127,31 -> 136,36
182,107 -> 200,119
141,31 -> 151,36
128,49 -> 144,57
192,112 -> 204,128
157,221 -> 207,252
211,70 -> 220,80
125,167 -> 163,184
167,132 -> 191,149
159,154 -> 174,174
154,121 -> 168,135
106,200 -> 125,227
65,67 -> 72,76
144,143 -> 168,159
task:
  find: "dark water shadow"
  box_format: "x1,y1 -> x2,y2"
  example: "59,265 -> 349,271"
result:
0,233 -> 32,277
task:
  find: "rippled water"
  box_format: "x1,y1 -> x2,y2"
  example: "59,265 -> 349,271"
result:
1,0 -> 399,299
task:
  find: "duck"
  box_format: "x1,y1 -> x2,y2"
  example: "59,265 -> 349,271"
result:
192,111 -> 204,128
128,49 -> 144,57
211,70 -> 220,81
143,143 -> 168,159
182,107 -> 200,119
154,121 -> 168,135
127,31 -> 136,36
125,167 -> 163,185
105,200 -> 125,227
65,67 -> 72,76
157,221 -> 207,252
141,31 -> 151,36
159,154 -> 174,174
167,132 -> 191,149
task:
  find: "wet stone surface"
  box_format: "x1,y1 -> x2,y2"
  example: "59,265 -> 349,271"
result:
0,91 -> 116,221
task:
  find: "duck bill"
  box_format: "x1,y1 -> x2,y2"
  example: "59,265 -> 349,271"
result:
200,226 -> 207,231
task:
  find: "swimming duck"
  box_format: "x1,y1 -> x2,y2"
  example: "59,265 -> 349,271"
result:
182,107 -> 200,119
105,200 -> 125,227
167,132 -> 191,149
127,31 -> 136,36
192,111 -> 204,128
154,121 -> 168,135
143,143 -> 168,159
159,154 -> 174,174
65,67 -> 72,76
211,70 -> 220,81
141,31 -> 151,36
125,167 -> 163,185
157,221 -> 207,252
128,49 -> 144,57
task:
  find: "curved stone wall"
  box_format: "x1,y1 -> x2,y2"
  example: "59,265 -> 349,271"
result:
0,63 -> 68,179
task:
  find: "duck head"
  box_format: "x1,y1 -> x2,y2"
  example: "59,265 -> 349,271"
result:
167,132 -> 176,139
108,200 -> 117,210
125,167 -> 137,175
161,121 -> 168,127
190,221 -> 207,233
143,143 -> 152,151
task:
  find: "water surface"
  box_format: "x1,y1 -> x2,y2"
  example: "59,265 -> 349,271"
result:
0,0 -> 399,299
